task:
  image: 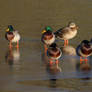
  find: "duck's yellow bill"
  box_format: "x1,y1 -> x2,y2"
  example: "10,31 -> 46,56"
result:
42,30 -> 46,34
6,28 -> 9,32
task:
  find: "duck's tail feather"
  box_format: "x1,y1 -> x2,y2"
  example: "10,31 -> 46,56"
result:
54,28 -> 63,38
54,31 -> 58,38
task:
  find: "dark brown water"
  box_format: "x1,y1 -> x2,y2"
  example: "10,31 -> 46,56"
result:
0,0 -> 92,92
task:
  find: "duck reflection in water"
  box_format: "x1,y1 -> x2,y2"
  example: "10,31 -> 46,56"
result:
76,60 -> 91,80
47,63 -> 61,88
5,48 -> 20,67
61,45 -> 76,66
61,45 -> 76,56
42,51 -> 61,88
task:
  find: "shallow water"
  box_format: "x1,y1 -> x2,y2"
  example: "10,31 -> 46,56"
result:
0,0 -> 92,92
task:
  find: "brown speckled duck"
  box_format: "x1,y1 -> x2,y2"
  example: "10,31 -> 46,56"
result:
54,22 -> 78,46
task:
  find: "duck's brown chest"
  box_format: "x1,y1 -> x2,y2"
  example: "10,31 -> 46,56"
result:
81,46 -> 92,55
43,32 -> 53,40
5,32 -> 14,41
48,48 -> 61,57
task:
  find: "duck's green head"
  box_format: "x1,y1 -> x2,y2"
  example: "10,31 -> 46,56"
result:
42,26 -> 52,34
45,26 -> 52,31
6,25 -> 14,32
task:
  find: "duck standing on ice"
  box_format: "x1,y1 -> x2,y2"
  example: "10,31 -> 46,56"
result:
54,22 -> 78,46
47,43 -> 62,65
41,26 -> 55,53
5,25 -> 21,48
76,40 -> 92,64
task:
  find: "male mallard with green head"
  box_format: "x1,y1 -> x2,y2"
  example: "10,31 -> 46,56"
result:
47,43 -> 62,65
76,40 -> 92,64
41,26 -> 55,53
54,22 -> 78,46
5,25 -> 21,48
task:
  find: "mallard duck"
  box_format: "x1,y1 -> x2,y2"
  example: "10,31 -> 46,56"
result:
41,26 -> 55,53
5,25 -> 21,48
76,40 -> 92,64
47,43 -> 62,65
54,22 -> 78,46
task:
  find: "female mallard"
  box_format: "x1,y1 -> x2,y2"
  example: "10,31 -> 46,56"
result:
47,43 -> 62,65
54,22 -> 78,46
76,40 -> 92,64
5,25 -> 21,48
41,26 -> 55,53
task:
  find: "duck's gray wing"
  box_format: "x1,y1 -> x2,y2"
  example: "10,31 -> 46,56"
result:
54,27 -> 70,38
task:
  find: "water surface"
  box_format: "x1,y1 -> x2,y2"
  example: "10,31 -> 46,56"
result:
0,0 -> 92,92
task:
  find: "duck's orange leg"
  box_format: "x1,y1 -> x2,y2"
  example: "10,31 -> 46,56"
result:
66,40 -> 69,46
9,41 -> 12,49
17,46 -> 19,52
16,41 -> 19,48
84,57 -> 88,64
64,40 -> 67,46
55,60 -> 59,65
44,44 -> 48,54
80,57 -> 84,64
49,59 -> 53,66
